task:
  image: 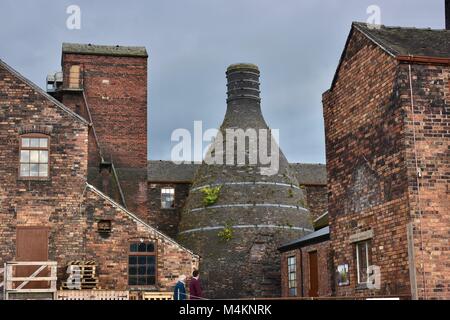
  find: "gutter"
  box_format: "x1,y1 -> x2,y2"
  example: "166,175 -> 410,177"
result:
397,55 -> 450,65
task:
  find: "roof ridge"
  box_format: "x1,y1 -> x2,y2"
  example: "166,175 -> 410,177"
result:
0,59 -> 89,125
352,21 -> 450,33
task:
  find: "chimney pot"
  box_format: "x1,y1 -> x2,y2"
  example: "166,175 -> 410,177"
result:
226,63 -> 261,103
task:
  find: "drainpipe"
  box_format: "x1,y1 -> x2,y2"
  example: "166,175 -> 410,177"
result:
408,63 -> 426,299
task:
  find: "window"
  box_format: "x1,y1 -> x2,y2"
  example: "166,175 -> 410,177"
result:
19,135 -> 49,178
356,240 -> 371,285
161,187 -> 175,209
287,256 -> 297,296
128,242 -> 156,286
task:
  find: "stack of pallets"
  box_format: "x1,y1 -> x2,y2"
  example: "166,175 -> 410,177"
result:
61,260 -> 99,290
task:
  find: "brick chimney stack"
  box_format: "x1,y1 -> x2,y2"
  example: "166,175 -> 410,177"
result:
446,0 -> 450,30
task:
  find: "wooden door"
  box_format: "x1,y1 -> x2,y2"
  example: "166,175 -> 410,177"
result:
16,227 -> 49,289
308,251 -> 319,297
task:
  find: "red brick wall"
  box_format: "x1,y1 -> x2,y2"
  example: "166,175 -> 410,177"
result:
0,61 -> 198,292
0,61 -> 88,266
72,186 -> 199,291
61,53 -> 148,168
147,182 -> 192,238
400,63 -> 450,299
323,29 -> 412,298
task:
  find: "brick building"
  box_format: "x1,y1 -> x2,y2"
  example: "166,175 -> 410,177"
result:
0,50 -> 198,298
1,44 -> 327,299
280,20 -> 449,300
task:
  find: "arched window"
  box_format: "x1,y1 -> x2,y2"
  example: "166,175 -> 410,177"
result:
69,65 -> 81,89
19,134 -> 49,178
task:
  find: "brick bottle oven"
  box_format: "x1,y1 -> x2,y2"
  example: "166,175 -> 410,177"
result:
178,64 -> 314,299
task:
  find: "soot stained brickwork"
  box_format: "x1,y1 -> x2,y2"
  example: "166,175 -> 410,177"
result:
322,22 -> 450,299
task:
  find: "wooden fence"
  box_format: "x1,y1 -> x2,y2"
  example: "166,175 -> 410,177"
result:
3,261 -> 57,300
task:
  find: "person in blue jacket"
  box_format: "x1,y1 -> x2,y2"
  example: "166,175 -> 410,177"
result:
173,275 -> 187,300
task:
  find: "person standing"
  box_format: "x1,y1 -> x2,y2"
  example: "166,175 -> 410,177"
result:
189,270 -> 203,300
173,275 -> 187,300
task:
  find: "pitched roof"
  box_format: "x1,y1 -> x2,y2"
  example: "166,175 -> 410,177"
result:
0,59 -> 89,125
62,43 -> 148,57
147,160 -> 200,183
353,22 -> 450,58
330,22 -> 450,90
278,226 -> 330,252
147,160 -> 327,185
290,163 -> 327,185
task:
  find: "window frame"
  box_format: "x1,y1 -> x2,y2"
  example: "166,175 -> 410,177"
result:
356,240 -> 371,285
160,187 -> 175,209
18,133 -> 50,180
127,240 -> 158,288
287,255 -> 297,297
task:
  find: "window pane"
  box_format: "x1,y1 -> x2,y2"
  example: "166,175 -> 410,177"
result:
22,138 -> 30,147
138,242 -> 146,252
138,256 -> 146,264
39,164 -> 48,177
138,266 -> 146,275
130,243 -> 138,252
129,266 -> 137,275
146,243 -> 154,252
129,256 -> 137,264
20,150 -> 30,163
30,164 -> 39,176
137,277 -> 146,285
30,151 -> 39,163
146,265 -> 155,275
147,256 -> 155,264
30,138 -> 40,147
146,276 -> 155,285
128,276 -> 137,285
39,151 -> 48,163
39,138 -> 48,148
20,164 -> 29,176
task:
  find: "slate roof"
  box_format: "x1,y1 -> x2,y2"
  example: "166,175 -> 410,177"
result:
278,226 -> 330,252
62,43 -> 148,57
353,22 -> 450,58
147,160 -> 200,183
290,163 -> 327,185
147,160 -> 327,185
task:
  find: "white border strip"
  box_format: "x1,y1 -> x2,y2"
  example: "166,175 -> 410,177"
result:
179,225 -> 314,235
189,204 -> 308,213
191,181 -> 301,192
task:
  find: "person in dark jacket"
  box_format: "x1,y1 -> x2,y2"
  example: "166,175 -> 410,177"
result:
189,270 -> 203,300
173,275 -> 187,300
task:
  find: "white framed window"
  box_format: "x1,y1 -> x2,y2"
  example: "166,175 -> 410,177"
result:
161,187 -> 175,209
287,256 -> 297,296
356,240 -> 371,285
19,135 -> 49,179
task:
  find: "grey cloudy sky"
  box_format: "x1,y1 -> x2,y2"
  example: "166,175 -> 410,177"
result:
0,0 -> 445,164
